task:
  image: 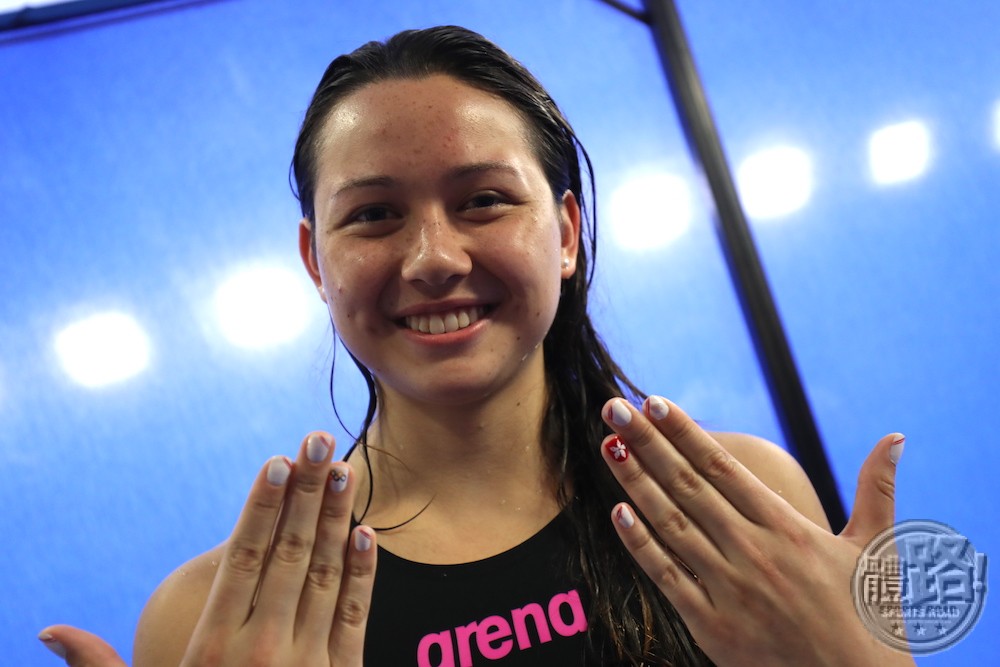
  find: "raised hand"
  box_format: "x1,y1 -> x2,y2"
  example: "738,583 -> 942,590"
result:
40,432 -> 376,667
601,396 -> 915,667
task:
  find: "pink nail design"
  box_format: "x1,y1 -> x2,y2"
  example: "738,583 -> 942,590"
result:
608,399 -> 632,427
355,527 -> 373,552
615,505 -> 635,529
606,435 -> 629,462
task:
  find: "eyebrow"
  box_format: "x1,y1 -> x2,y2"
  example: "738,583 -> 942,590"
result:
331,161 -> 522,198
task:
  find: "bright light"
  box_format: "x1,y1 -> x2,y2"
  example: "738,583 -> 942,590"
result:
0,0 -> 67,12
607,172 -> 692,250
55,312 -> 151,388
736,145 -> 814,220
214,265 -> 311,349
993,101 -> 1000,150
869,120 -> 931,185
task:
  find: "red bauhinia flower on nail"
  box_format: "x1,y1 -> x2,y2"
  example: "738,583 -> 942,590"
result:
606,436 -> 629,462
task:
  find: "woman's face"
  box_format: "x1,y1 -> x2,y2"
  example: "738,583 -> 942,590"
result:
300,74 -> 579,408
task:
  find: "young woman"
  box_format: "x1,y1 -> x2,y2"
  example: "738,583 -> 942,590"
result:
41,26 -> 914,666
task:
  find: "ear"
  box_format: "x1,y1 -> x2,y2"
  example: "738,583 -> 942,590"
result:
298,218 -> 326,301
558,190 -> 582,279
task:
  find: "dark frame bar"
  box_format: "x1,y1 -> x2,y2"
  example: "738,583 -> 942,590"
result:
606,0 -> 848,529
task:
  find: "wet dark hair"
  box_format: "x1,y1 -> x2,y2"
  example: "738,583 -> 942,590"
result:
292,26 -> 712,666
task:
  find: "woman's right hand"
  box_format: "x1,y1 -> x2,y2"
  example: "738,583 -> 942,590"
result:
40,432 -> 377,667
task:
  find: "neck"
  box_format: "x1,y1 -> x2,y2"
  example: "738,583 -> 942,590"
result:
351,351 -> 563,530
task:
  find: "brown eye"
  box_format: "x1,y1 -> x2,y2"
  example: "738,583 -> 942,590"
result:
352,206 -> 393,223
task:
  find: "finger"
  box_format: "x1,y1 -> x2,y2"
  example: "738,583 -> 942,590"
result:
38,625 -> 127,667
203,454 -> 293,629
253,432 -> 336,625
608,397 -> 778,526
841,433 -> 904,544
603,397 -> 760,544
295,461 -> 357,641
609,503 -> 713,629
601,432 -> 725,576
328,525 -> 377,663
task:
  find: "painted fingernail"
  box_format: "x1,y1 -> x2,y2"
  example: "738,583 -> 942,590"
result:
266,456 -> 292,486
605,435 -> 629,462
889,434 -> 905,465
306,433 -> 330,463
608,399 -> 632,427
646,396 -> 670,421
38,633 -> 67,658
615,505 -> 635,529
329,466 -> 349,493
355,527 -> 373,552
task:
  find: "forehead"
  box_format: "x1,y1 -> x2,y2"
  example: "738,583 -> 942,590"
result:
315,75 -> 538,180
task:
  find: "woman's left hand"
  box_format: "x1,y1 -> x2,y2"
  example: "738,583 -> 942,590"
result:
601,396 -> 915,667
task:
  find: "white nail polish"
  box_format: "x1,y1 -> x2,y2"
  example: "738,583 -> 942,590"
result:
647,396 -> 670,420
355,527 -> 373,552
609,399 -> 632,427
889,434 -> 905,465
615,505 -> 635,529
306,433 -> 329,463
266,456 -> 292,486
38,634 -> 67,658
329,466 -> 349,493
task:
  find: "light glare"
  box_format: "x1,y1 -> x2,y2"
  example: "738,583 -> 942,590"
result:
869,120 -> 931,185
736,145 -> 814,220
607,173 -> 692,251
214,265 -> 310,349
55,312 -> 151,388
993,101 -> 1000,150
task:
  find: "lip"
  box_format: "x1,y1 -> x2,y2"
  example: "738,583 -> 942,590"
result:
400,313 -> 489,345
394,301 -> 496,343
393,298 -> 492,319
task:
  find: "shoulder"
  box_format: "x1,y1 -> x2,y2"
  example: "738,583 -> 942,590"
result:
709,431 -> 832,531
132,543 -> 225,667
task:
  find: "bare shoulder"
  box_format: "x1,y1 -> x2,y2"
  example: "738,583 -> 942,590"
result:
709,431 -> 832,531
132,542 -> 225,667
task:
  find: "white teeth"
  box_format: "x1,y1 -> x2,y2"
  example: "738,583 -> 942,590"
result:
405,307 -> 485,335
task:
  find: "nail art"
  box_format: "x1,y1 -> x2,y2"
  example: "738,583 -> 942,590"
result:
889,434 -> 905,465
646,396 -> 670,421
608,399 -> 632,427
306,433 -> 330,463
329,466 -> 349,493
38,633 -> 67,658
615,505 -> 635,529
605,435 -> 629,462
355,527 -> 373,552
266,456 -> 292,486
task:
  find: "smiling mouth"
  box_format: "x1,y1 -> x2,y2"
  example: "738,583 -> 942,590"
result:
402,306 -> 489,335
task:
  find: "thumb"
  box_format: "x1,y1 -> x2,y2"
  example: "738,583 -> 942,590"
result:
840,432 -> 905,544
38,625 -> 128,667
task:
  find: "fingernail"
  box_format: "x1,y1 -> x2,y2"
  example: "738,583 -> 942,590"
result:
646,396 -> 670,421
605,435 -> 629,462
306,433 -> 330,463
266,456 -> 292,486
38,633 -> 67,658
355,527 -> 373,552
615,505 -> 635,529
889,434 -> 905,465
329,466 -> 349,493
608,399 -> 632,427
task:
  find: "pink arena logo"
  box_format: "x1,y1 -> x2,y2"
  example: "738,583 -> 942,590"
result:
416,589 -> 588,667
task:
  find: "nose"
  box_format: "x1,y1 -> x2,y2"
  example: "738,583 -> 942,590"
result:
400,211 -> 472,287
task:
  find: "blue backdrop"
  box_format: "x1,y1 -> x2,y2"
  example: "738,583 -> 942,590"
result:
1,1 -> 995,664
